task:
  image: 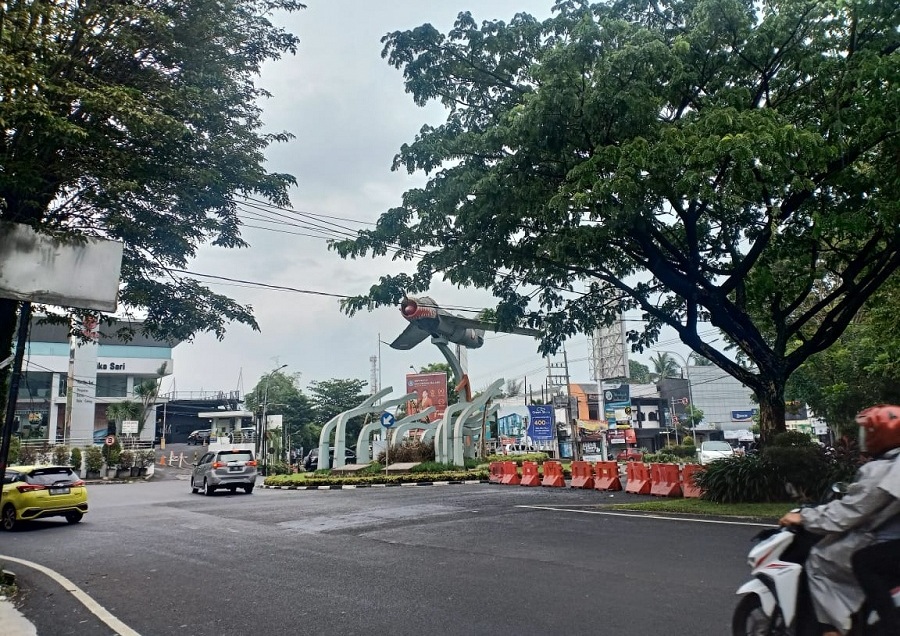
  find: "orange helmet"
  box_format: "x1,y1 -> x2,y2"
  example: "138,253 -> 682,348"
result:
856,405 -> 900,456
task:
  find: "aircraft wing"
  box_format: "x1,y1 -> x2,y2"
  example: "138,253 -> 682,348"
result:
389,323 -> 431,350
441,313 -> 542,338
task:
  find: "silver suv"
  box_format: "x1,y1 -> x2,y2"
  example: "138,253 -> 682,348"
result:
191,449 -> 257,495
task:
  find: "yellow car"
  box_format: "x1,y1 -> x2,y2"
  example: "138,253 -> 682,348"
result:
1,465 -> 88,530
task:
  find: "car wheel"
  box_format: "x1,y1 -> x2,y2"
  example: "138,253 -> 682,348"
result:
190,478 -> 198,494
203,478 -> 215,496
1,504 -> 17,531
244,484 -> 254,494
65,512 -> 83,524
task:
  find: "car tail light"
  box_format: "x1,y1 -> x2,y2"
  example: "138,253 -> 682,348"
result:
246,460 -> 257,467
16,484 -> 45,493
212,461 -> 225,468
72,480 -> 85,487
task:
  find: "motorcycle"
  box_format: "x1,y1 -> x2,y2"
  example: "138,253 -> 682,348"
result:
732,524 -> 900,635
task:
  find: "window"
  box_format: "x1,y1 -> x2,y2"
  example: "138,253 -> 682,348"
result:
20,372 -> 52,399
95,375 -> 127,397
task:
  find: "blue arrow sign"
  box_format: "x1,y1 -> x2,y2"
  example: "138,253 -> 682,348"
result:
380,412 -> 396,428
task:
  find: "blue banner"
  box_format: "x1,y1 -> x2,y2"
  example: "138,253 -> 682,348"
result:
527,405 -> 555,441
731,409 -> 758,422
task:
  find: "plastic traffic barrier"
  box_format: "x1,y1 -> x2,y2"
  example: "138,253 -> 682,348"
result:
569,461 -> 594,489
500,461 -> 520,485
520,461 -> 541,487
489,462 -> 504,484
541,461 -> 566,488
593,461 -> 623,491
624,461 -> 651,495
681,463 -> 704,498
650,463 -> 683,497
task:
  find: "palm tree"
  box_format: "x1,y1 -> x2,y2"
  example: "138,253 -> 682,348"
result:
649,352 -> 681,381
132,363 -> 168,434
690,354 -> 714,366
105,401 -> 141,435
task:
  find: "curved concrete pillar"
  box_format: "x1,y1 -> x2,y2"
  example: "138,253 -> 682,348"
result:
435,400 -> 471,464
356,407 -> 433,463
451,379 -> 503,466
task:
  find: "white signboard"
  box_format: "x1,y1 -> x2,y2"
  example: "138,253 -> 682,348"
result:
121,420 -> 139,434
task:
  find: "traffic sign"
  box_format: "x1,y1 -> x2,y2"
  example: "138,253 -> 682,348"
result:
105,435 -> 116,446
380,412 -> 396,428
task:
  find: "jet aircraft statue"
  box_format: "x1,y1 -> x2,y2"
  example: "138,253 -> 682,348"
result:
389,296 -> 540,351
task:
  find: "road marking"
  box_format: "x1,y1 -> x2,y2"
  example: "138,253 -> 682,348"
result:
517,505 -> 773,528
0,554 -> 141,636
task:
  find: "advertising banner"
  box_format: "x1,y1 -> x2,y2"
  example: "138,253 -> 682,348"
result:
405,373 -> 448,423
526,405 -> 555,441
603,384 -> 631,428
68,315 -> 99,441
731,409 -> 758,422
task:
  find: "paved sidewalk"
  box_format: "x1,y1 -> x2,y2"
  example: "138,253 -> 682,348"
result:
0,595 -> 37,636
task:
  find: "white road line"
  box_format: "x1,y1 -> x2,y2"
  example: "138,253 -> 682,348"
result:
517,505 -> 773,528
0,554 -> 141,636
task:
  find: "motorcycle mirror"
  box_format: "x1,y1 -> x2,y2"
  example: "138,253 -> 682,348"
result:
831,482 -> 849,494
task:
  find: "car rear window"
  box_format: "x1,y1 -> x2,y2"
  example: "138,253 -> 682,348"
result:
28,467 -> 79,485
217,451 -> 253,463
703,442 -> 733,451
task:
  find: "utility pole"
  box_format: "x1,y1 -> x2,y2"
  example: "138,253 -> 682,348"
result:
547,348 -> 578,461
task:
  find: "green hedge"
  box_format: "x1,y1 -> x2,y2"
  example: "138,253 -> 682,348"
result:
264,468 -> 489,487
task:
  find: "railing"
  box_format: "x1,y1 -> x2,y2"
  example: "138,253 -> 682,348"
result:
19,438 -> 155,450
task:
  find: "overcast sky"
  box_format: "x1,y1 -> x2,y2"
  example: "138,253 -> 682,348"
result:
172,0 -> 704,398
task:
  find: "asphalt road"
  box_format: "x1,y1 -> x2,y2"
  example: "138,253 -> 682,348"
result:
0,473 -> 771,635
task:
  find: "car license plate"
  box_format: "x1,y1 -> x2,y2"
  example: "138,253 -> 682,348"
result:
49,487 -> 70,495
229,466 -> 242,472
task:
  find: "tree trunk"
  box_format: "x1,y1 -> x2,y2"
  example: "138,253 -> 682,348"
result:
0,298 -> 19,412
757,382 -> 788,444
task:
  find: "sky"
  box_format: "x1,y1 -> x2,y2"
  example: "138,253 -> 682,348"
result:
171,0 -> 708,398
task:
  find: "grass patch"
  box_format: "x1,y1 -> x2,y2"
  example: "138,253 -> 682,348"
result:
608,498 -> 793,519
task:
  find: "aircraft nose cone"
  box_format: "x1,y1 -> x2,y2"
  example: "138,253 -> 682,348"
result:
401,299 -> 418,317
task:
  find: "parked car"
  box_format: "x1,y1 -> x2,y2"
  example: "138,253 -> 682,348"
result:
93,429 -> 111,444
1,465 -> 88,530
615,448 -> 644,462
697,441 -> 736,465
190,449 -> 257,495
303,447 -> 357,471
187,429 -> 211,446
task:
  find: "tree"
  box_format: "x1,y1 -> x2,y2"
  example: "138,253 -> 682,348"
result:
787,275 -> 900,436
245,371 -> 317,452
0,1 -> 304,377
649,353 -> 681,381
105,401 -> 141,437
629,360 -> 652,384
133,364 -> 168,435
307,378 -> 369,440
690,355 -> 714,367
335,0 -> 900,442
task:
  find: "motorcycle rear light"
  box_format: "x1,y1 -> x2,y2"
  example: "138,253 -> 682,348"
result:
16,484 -> 45,493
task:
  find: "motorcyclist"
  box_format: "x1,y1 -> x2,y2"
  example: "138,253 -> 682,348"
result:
779,404 -> 900,636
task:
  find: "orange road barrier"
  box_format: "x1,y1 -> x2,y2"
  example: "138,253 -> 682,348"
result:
681,463 -> 704,498
569,461 -> 594,489
624,461 -> 651,495
650,463 -> 683,497
541,460 -> 566,488
158,454 -> 166,466
489,462 -> 504,484
593,461 -> 622,491
520,461 -> 541,487
500,461 -> 521,485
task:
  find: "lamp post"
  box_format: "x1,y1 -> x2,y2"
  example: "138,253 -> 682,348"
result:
261,364 -> 287,474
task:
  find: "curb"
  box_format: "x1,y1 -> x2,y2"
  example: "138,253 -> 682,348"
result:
262,479 -> 491,491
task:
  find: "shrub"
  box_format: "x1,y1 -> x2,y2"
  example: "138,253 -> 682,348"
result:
771,430 -> 816,447
377,439 -> 436,464
17,445 -> 37,465
643,451 -> 682,464
8,437 -> 20,464
663,444 -> 697,459
53,445 -> 70,466
138,449 -> 156,468
70,447 -> 82,471
696,454 -> 781,503
102,438 -> 121,466
85,446 -> 104,473
484,452 -> 548,465
118,450 -> 135,469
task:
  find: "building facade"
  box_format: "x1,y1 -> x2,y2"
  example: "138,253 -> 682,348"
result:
16,317 -> 176,444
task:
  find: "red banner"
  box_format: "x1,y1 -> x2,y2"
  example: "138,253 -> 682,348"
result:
405,373 -> 448,423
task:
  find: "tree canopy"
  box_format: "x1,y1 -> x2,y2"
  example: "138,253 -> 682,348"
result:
335,0 -> 900,441
0,0 -> 304,357
245,371 -> 317,451
650,352 -> 681,380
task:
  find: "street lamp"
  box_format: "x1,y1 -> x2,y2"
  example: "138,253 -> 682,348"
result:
261,364 -> 287,473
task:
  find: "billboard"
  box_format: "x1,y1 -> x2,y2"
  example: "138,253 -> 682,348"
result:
405,373 -> 448,423
526,405 -> 555,441
497,405 -> 556,443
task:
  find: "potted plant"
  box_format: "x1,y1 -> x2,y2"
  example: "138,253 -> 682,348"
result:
138,449 -> 156,476
117,450 -> 135,478
102,438 -> 122,476
70,447 -> 83,476
52,445 -> 69,466
85,446 -> 103,479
